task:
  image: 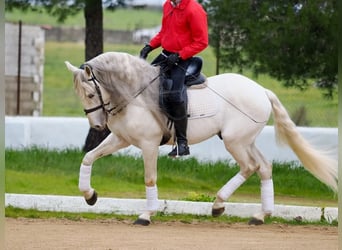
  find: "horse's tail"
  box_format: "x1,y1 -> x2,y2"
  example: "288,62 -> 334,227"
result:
265,89 -> 338,192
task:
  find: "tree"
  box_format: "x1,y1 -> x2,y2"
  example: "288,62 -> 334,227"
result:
203,0 -> 337,98
84,0 -> 103,60
83,0 -> 112,152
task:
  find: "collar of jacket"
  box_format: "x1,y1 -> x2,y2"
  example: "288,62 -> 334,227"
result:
169,0 -> 190,10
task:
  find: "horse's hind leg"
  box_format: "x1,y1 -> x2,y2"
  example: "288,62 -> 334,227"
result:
212,144 -> 258,215
212,172 -> 246,217
249,146 -> 274,225
212,143 -> 274,225
79,133 -> 129,204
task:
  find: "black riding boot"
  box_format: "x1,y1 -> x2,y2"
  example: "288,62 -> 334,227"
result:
168,102 -> 190,157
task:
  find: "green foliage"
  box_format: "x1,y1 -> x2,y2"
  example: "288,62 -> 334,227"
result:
204,0 -> 338,98
204,0 -> 250,73
5,148 -> 337,206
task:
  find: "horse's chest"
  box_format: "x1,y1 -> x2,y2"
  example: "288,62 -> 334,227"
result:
108,110 -> 160,138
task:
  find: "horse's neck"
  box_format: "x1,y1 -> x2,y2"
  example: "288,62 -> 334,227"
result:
131,67 -> 170,134
107,64 -> 160,110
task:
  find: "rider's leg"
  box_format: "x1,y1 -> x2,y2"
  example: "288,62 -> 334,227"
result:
168,101 -> 189,157
167,60 -> 191,157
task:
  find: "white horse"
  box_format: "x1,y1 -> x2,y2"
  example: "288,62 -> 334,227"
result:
65,51 -> 337,226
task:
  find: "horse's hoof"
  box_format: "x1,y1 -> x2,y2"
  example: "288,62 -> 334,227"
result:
133,218 -> 151,226
212,207 -> 225,217
248,217 -> 264,225
86,190 -> 98,206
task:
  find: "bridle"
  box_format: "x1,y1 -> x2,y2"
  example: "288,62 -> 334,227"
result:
83,64 -> 110,115
82,63 -> 162,116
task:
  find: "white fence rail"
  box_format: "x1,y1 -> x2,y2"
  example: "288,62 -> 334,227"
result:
5,116 -> 338,163
5,194 -> 338,223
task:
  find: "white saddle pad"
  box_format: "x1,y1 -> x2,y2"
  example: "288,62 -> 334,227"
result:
187,87 -> 218,119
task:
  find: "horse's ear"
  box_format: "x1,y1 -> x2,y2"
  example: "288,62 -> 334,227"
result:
65,61 -> 79,73
84,65 -> 92,79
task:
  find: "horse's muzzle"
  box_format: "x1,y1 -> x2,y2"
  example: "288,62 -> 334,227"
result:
92,124 -> 106,131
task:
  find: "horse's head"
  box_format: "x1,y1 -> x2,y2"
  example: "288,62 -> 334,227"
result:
65,61 -> 110,131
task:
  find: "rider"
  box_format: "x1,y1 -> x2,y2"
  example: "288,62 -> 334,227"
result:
140,0 -> 208,157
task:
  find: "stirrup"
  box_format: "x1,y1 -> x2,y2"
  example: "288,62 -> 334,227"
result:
168,143 -> 190,157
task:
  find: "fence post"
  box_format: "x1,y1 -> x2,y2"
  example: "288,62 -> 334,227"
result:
16,20 -> 22,115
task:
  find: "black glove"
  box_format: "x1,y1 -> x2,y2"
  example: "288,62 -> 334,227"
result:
139,45 -> 153,59
166,53 -> 180,67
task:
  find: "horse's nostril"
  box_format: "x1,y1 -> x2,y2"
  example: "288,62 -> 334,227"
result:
93,125 -> 104,131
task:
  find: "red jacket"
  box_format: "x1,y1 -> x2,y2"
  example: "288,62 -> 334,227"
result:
149,0 -> 208,60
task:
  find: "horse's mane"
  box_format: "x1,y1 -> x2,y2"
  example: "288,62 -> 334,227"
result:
86,52 -> 161,110
78,52 -> 170,136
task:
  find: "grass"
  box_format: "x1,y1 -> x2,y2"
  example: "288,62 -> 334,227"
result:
5,8 -> 163,31
5,148 -> 337,207
5,206 -> 338,226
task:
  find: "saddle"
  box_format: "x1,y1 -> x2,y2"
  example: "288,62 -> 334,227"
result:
158,56 -> 207,110
184,57 -> 207,88
152,55 -> 207,88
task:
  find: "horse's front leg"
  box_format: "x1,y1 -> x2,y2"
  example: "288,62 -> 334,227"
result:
79,132 -> 129,205
133,145 -> 159,226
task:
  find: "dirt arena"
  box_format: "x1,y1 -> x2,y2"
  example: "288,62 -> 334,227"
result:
5,217 -> 337,250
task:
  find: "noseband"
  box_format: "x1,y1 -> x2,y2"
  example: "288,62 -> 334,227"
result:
82,64 -> 110,115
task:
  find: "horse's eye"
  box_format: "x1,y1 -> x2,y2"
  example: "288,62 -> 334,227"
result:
87,94 -> 95,99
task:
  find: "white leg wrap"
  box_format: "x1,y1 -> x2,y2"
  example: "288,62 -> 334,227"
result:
217,173 -> 246,201
261,179 -> 274,214
79,164 -> 92,192
146,185 -> 159,211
